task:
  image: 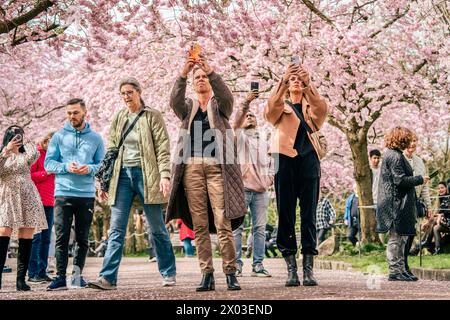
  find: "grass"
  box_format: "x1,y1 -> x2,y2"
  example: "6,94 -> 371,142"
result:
320,247 -> 450,274
124,242 -> 450,275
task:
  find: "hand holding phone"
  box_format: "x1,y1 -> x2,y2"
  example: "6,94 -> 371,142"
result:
250,81 -> 259,98
429,170 -> 439,179
5,134 -> 22,152
188,43 -> 202,61
14,134 -> 22,142
291,55 -> 300,66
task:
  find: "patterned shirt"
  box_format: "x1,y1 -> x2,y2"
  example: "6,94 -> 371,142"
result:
316,197 -> 336,230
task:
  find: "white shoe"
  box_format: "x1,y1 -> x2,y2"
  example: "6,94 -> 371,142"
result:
149,257 -> 157,263
162,275 -> 176,287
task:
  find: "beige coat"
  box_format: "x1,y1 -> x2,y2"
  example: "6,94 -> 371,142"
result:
264,80 -> 328,158
107,107 -> 171,206
166,72 -> 246,232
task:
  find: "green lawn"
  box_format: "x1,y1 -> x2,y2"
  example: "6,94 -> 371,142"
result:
320,253 -> 450,274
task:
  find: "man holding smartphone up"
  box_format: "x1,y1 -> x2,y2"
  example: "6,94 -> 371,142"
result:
44,98 -> 105,290
232,85 -> 274,278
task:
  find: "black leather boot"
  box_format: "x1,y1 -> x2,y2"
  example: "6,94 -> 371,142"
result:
284,255 -> 300,287
0,236 -> 10,290
404,258 -> 418,281
302,254 -> 318,286
196,273 -> 215,292
16,239 -> 32,291
226,274 -> 241,291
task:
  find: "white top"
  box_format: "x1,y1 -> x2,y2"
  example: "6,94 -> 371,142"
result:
403,152 -> 431,208
371,167 -> 380,204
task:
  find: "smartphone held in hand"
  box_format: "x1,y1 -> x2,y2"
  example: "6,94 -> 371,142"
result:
291,55 -> 300,66
250,81 -> 259,97
429,170 -> 439,179
188,43 -> 202,61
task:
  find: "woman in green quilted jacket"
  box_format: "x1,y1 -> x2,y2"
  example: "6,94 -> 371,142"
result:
87,78 -> 176,290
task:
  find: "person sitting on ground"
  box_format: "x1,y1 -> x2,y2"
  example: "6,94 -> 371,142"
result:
432,181 -> 450,255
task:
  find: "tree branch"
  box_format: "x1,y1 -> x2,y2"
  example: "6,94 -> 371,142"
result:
413,59 -> 428,74
300,0 -> 335,27
34,104 -> 65,119
369,6 -> 410,38
0,0 -> 54,35
362,105 -> 385,132
11,22 -> 63,46
327,114 -> 346,133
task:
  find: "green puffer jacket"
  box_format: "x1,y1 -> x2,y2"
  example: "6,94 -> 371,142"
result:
107,107 -> 171,206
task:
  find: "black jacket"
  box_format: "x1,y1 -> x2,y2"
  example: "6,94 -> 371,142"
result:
376,149 -> 424,235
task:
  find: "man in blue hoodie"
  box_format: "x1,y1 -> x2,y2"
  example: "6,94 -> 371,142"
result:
344,184 -> 360,246
44,98 -> 105,290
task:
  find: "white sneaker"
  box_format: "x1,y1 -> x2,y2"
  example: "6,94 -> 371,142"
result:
149,257 -> 157,263
162,275 -> 176,287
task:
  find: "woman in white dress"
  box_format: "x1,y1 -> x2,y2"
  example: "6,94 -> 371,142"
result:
0,125 -> 47,291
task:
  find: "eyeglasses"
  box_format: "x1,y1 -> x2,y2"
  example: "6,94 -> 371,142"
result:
120,91 -> 135,97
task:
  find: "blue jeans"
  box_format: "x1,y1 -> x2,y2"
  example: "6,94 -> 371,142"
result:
233,190 -> 268,268
182,238 -> 195,257
99,167 -> 176,285
28,206 -> 54,278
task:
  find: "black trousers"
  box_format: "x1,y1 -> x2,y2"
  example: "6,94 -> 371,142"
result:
54,197 -> 94,277
348,225 -> 359,246
404,235 -> 415,271
274,154 -> 320,257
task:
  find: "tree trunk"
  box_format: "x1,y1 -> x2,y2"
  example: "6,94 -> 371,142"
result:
125,209 -> 135,254
347,130 -> 380,244
135,214 -> 146,252
91,212 -> 100,244
102,205 -> 111,240
95,200 -> 111,241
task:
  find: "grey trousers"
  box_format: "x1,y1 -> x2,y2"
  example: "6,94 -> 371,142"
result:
387,229 -> 408,275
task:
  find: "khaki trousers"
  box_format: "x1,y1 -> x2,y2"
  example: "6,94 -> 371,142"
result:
183,158 -> 237,274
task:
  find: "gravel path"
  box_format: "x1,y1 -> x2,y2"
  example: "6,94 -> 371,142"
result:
1,257 -> 449,300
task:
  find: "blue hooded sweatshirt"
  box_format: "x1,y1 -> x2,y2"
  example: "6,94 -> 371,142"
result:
44,122 -> 105,198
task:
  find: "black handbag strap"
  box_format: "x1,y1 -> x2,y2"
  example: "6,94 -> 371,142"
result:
117,109 -> 145,149
285,100 -> 314,134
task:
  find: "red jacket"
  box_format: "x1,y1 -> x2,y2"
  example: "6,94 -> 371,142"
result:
176,219 -> 195,241
30,144 -> 55,207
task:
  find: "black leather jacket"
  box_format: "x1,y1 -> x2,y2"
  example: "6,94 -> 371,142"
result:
376,149 -> 424,235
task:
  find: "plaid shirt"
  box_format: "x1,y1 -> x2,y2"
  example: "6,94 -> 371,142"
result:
316,197 -> 336,230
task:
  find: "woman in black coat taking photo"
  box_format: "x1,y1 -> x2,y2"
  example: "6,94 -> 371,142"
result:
376,127 -> 429,281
